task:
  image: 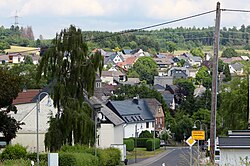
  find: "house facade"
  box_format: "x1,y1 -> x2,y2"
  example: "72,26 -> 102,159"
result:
106,98 -> 165,138
10,90 -> 56,152
219,130 -> 250,166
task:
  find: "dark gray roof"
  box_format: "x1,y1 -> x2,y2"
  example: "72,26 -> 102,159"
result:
153,84 -> 165,91
231,62 -> 243,71
161,92 -> 175,107
108,99 -> 154,123
219,137 -> 250,149
89,96 -> 124,126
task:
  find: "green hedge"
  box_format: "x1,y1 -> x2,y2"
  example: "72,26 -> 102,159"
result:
59,145 -> 121,166
136,138 -> 149,148
59,153 -> 98,166
1,144 -> 27,160
98,148 -> 121,166
26,153 -> 48,162
124,139 -> 134,151
146,138 -> 160,151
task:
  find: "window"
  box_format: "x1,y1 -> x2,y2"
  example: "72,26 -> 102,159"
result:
96,82 -> 101,88
146,122 -> 149,128
160,118 -> 162,124
152,122 -> 154,127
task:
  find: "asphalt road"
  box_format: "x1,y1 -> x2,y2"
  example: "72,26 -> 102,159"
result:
147,147 -> 198,166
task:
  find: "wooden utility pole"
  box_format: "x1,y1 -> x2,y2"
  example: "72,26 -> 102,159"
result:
210,2 -> 221,164
248,74 -> 250,129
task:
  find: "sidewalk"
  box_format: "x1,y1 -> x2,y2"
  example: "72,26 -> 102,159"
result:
128,148 -> 175,166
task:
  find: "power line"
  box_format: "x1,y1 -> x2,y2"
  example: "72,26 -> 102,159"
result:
85,10 -> 216,42
222,9 -> 250,13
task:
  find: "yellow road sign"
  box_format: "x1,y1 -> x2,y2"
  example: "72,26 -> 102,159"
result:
186,136 -> 196,146
192,130 -> 205,140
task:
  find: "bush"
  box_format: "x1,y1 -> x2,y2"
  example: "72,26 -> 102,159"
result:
59,152 -> 98,166
139,130 -> 153,138
98,148 -> 121,166
136,138 -> 148,148
124,139 -> 134,151
1,144 -> 27,160
27,152 -> 48,162
146,138 -> 160,151
0,159 -> 47,166
59,153 -> 77,166
60,144 -> 88,153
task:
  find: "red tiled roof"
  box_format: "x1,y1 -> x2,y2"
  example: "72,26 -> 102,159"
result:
13,89 -> 40,105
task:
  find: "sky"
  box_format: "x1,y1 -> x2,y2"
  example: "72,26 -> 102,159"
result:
0,0 -> 250,39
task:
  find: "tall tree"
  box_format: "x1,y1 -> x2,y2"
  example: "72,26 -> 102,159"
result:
219,77 -> 248,134
127,56 -> 158,84
166,41 -> 177,53
37,25 -> 103,151
0,67 -> 24,144
190,47 -> 205,59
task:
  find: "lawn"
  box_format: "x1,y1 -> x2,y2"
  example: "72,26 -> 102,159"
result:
5,46 -> 38,53
126,148 -> 166,159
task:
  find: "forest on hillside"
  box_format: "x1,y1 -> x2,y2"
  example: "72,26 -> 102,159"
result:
1,24 -> 250,54
83,25 -> 250,53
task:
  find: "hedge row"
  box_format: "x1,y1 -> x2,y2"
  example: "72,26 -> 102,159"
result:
124,139 -> 134,151
146,138 -> 160,151
0,144 -> 121,166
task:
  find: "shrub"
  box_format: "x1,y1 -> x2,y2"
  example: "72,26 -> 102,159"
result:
124,139 -> 134,151
60,144 -> 88,153
59,152 -> 98,166
1,144 -> 27,160
139,130 -> 153,138
27,153 -> 48,162
136,138 -> 148,148
59,153 -> 77,166
98,148 -> 121,166
146,138 -> 160,151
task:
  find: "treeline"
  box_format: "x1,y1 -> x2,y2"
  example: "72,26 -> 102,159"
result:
83,25 -> 250,53
0,25 -> 51,52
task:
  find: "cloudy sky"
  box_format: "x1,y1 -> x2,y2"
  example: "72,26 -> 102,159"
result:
0,0 -> 250,39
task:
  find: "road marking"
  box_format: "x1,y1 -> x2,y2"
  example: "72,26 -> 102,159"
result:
162,163 -> 165,166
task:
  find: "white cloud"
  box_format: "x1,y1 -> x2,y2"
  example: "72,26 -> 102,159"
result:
19,0 -> 105,16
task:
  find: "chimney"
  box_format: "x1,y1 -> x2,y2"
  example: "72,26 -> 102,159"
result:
132,95 -> 139,105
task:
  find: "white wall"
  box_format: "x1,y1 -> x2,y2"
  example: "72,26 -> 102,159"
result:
124,122 -> 154,138
11,132 -> 46,152
101,76 -> 114,85
220,149 -> 250,166
11,95 -> 56,152
98,124 -> 124,148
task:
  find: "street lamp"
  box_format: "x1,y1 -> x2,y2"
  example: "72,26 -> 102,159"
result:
93,103 -> 102,157
36,92 -> 51,166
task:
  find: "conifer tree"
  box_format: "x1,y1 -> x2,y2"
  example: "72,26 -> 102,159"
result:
37,25 -> 103,151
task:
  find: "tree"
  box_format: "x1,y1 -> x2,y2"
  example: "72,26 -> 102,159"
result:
190,48 -> 205,59
0,67 -> 24,144
222,47 -> 238,58
219,77 -> 248,134
139,130 -> 153,138
37,25 -> 104,151
24,55 -> 33,65
195,66 -> 212,88
127,56 -> 158,84
223,64 -> 231,82
166,41 -> 177,53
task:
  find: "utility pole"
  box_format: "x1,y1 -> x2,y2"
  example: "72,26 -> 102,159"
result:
210,2 -> 221,164
248,74 -> 250,129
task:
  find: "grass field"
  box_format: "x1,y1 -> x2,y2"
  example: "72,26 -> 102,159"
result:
5,46 -> 39,53
126,148 -> 166,159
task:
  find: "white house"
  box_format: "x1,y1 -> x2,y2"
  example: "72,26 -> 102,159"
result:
10,90 -> 56,152
89,97 -> 125,148
219,130 -> 250,166
106,98 -> 165,138
229,62 -> 244,75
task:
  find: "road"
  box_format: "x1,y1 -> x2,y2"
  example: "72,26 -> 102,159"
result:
147,147 -> 198,166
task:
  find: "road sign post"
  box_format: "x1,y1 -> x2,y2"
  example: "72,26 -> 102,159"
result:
186,136 -> 196,166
